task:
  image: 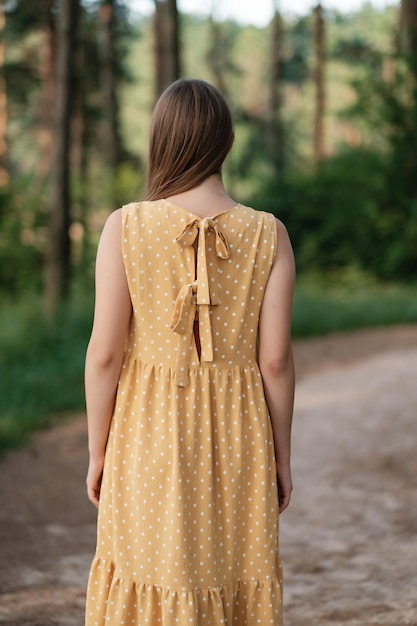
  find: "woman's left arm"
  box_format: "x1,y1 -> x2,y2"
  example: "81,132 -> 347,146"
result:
85,209 -> 132,507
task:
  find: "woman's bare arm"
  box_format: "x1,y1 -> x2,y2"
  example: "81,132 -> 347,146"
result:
85,209 -> 132,507
258,218 -> 296,513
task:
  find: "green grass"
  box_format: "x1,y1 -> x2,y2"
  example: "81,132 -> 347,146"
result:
293,270 -> 417,337
0,272 -> 416,455
0,290 -> 93,453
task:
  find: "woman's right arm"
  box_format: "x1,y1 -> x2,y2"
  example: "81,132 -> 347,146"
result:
258,218 -> 296,513
85,209 -> 132,507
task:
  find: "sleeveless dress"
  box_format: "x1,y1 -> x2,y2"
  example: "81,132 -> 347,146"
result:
85,200 -> 283,625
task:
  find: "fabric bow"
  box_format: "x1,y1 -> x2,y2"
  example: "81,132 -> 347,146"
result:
169,217 -> 230,386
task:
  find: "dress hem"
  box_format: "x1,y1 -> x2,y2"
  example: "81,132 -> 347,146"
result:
89,554 -> 282,595
86,554 -> 283,625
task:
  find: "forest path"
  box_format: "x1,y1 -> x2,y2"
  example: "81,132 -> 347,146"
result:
0,325 -> 416,625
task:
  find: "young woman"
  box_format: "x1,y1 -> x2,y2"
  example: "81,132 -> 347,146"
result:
85,78 -> 295,625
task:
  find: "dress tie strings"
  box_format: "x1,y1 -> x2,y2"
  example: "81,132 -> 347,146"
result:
169,217 -> 230,386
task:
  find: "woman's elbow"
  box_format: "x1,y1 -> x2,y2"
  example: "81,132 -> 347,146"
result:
259,351 -> 293,378
86,341 -> 121,371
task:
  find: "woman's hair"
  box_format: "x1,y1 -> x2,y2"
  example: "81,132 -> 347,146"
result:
146,79 -> 234,200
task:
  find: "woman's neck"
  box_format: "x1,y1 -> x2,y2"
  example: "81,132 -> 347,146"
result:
164,175 -> 237,218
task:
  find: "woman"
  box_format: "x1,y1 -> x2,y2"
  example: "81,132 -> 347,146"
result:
85,78 -> 295,625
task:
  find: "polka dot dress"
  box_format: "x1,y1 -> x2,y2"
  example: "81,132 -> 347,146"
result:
85,200 -> 283,625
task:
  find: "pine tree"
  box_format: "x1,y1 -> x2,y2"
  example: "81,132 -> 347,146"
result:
0,2 -> 8,186
44,0 -> 80,315
400,0 -> 417,72
98,0 -> 123,173
313,2 -> 326,163
207,0 -> 229,96
153,0 -> 181,98
267,2 -> 285,173
38,0 -> 56,178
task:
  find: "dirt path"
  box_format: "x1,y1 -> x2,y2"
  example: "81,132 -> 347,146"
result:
1,325 -> 417,625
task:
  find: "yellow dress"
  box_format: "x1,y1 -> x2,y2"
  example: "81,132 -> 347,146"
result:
86,200 -> 282,625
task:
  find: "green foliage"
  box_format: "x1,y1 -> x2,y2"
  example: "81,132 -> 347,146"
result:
327,4 -> 397,54
293,271 -> 417,337
251,148 -> 390,276
331,35 -> 382,67
345,43 -> 417,278
283,16 -> 311,84
0,290 -> 93,453
0,178 -> 46,296
251,133 -> 417,280
84,161 -> 145,212
4,1 -> 48,33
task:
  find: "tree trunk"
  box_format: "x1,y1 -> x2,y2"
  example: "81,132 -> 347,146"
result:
154,0 -> 181,98
98,0 -> 122,173
44,0 -> 79,316
0,3 -> 8,186
267,4 -> 285,173
313,2 -> 326,163
207,13 -> 227,95
38,1 -> 55,179
72,35 -> 90,267
400,0 -> 417,78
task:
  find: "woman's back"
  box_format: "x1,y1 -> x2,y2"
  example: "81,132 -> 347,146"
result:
122,199 -> 276,385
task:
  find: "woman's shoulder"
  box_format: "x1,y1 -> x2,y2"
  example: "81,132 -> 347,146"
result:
121,201 -> 143,216
237,203 -> 278,228
121,201 -> 158,226
121,199 -> 169,217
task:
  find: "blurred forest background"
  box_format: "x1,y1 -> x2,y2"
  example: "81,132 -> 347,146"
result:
0,0 -> 416,450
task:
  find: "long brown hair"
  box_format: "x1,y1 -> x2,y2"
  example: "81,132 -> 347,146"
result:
146,79 -> 234,201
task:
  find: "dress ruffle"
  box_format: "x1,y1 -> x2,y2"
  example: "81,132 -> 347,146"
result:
86,556 -> 283,626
